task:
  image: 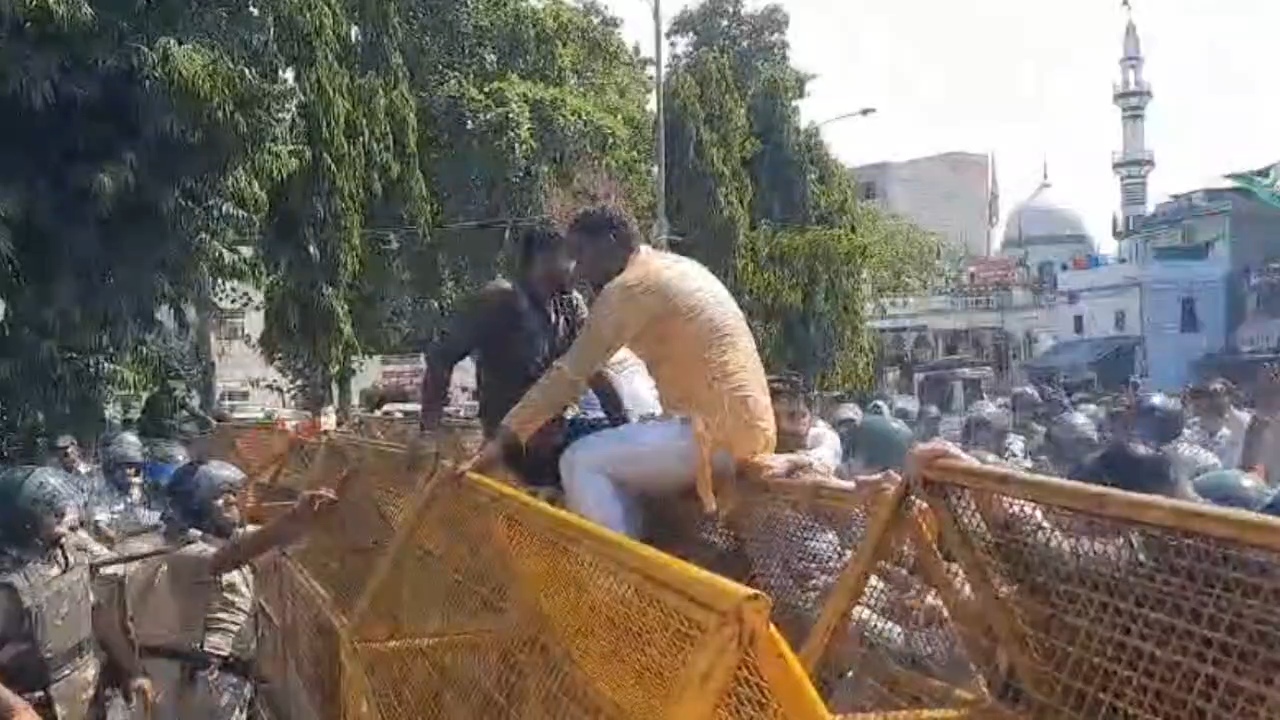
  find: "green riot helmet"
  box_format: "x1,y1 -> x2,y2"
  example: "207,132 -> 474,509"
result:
848,415 -> 914,475
0,466 -> 79,549
1193,469 -> 1271,511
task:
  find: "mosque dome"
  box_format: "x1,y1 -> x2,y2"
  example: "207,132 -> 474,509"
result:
1000,179 -> 1095,252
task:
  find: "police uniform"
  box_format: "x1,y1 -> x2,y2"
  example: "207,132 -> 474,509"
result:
88,433 -> 165,547
127,460 -> 258,720
129,539 -> 256,720
0,468 -> 131,720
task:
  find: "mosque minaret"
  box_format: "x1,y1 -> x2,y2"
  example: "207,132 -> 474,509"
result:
1112,0 -> 1155,236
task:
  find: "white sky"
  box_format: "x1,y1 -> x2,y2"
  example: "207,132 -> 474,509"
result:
603,0 -> 1280,253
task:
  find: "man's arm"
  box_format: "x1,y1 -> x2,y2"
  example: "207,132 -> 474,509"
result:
421,281 -> 510,427
502,280 -> 647,442
588,371 -> 628,425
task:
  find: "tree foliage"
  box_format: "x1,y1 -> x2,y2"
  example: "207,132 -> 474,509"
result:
0,0 -> 292,453
664,0 -> 940,389
0,0 -> 939,449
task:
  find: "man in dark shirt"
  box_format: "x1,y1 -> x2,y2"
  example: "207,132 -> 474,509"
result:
420,224 -> 624,485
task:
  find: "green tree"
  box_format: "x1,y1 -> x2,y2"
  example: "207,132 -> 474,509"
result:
401,0 -> 654,341
256,0 -> 432,411
0,0 -> 294,453
665,0 -> 941,389
663,49 -> 755,280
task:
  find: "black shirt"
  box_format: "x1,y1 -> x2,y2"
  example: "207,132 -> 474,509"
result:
422,279 -> 587,436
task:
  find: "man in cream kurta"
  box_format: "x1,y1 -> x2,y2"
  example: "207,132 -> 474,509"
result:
469,205 -> 777,538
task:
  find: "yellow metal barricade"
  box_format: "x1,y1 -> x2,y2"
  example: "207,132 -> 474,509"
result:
216,424 -> 831,720
219,419 -> 1280,720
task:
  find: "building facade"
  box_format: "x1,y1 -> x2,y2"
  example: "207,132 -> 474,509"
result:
210,281 -> 289,412
854,151 -> 996,259
1053,262 -> 1143,342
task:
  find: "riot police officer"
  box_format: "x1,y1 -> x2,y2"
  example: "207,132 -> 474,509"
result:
129,460 -> 338,719
88,431 -> 165,546
1044,411 -> 1102,477
0,466 -> 149,720
1131,392 -> 1221,486
842,415 -> 914,477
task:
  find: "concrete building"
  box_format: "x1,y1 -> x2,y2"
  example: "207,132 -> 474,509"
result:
1127,185 -> 1280,389
210,281 -> 289,412
1053,262 -> 1143,342
854,151 -> 996,259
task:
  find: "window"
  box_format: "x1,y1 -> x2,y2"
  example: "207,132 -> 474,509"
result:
1073,314 -> 1084,336
859,182 -> 878,201
1180,297 -> 1200,334
220,389 -> 251,403
216,310 -> 247,342
1114,310 -> 1126,332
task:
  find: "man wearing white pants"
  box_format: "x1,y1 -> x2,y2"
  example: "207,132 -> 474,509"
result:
468,204 -> 777,538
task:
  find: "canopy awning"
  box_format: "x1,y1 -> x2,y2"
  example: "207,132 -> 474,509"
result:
1025,335 -> 1142,374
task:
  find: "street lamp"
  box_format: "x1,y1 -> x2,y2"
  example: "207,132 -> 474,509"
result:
651,0 -> 670,243
815,107 -> 877,128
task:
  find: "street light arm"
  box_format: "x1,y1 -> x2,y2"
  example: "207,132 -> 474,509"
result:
815,107 -> 877,128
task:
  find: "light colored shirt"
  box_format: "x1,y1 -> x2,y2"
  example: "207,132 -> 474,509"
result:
503,246 -> 776,510
1214,407 -> 1252,469
802,420 -> 843,472
602,348 -> 663,421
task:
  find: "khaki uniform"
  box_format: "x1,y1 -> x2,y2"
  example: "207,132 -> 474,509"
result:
0,532 -> 117,720
128,537 -> 256,720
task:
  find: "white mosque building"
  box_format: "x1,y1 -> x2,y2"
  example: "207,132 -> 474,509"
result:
870,3 -> 1152,391
998,168 -> 1098,286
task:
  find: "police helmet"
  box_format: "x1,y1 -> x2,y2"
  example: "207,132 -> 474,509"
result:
103,431 -> 145,468
166,460 -> 248,534
1131,393 -> 1185,445
830,403 -> 862,427
144,438 -> 191,489
866,400 -> 891,417
892,398 -> 919,424
0,466 -> 79,548
1193,469 -> 1271,511
850,416 -> 914,473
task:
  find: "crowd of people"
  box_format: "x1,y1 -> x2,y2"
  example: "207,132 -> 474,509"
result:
838,375 -> 1280,515
7,199 -> 1279,719
0,427 -> 338,719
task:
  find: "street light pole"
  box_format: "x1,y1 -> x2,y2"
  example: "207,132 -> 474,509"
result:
815,107 -> 878,128
652,0 -> 669,243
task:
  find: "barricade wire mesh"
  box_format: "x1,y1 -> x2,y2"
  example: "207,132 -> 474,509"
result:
645,476 -> 992,717
216,424 -> 832,720
920,460 -> 1280,720
230,421 -> 1280,719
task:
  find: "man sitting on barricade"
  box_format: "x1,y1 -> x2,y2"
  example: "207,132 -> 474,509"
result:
421,222 -> 639,489
466,203 -> 778,538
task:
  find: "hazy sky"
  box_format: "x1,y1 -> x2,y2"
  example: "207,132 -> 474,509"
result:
602,0 -> 1280,252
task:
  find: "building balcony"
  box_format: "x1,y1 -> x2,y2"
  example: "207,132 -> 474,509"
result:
1113,82 -> 1152,98
1112,150 -> 1155,166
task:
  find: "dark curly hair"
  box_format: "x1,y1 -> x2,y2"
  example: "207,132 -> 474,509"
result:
515,223 -> 568,272
567,204 -> 642,251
